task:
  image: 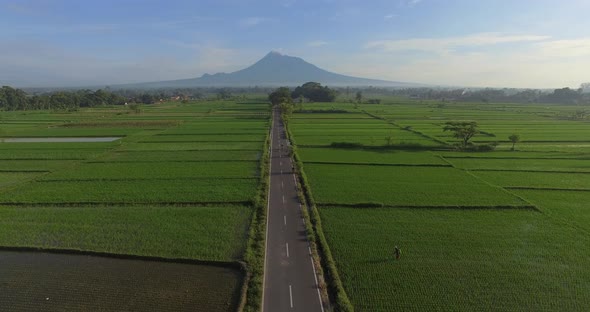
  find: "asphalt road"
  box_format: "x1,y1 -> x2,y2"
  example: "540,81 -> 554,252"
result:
263,108 -> 324,312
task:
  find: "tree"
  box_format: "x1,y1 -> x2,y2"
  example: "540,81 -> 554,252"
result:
139,94 -> 156,104
443,121 -> 479,149
269,87 -> 292,106
291,82 -> 336,102
355,91 -> 363,104
0,86 -> 27,110
541,87 -> 582,104
508,134 -> 520,151
50,92 -> 77,111
216,88 -> 232,100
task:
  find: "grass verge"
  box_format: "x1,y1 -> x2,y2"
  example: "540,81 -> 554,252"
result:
241,113 -> 272,312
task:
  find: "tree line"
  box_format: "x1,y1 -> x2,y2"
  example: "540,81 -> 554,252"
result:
0,86 -> 252,111
0,86 -> 130,111
268,82 -> 336,106
347,85 -> 590,105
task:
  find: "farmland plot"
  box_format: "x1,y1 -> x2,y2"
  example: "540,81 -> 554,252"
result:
289,101 -> 590,311
0,251 -> 242,312
0,100 -> 270,310
320,207 -> 590,312
303,163 -> 526,207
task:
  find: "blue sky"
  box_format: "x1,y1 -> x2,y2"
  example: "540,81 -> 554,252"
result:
1,0 -> 589,88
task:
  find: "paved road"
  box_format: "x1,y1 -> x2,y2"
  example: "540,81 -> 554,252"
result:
263,108 -> 324,312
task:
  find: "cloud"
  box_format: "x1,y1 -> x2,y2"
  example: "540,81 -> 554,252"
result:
533,39 -> 590,58
160,39 -> 251,73
341,34 -> 590,88
365,33 -> 551,53
307,40 -> 329,47
0,39 -> 258,87
384,14 -> 398,20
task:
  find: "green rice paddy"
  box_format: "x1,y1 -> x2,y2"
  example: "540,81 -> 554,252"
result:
0,100 -> 270,311
290,100 -> 590,311
4,97 -> 590,311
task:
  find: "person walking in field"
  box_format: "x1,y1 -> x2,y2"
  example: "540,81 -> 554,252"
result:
394,246 -> 401,260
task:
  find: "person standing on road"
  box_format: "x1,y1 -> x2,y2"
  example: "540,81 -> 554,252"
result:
394,246 -> 401,260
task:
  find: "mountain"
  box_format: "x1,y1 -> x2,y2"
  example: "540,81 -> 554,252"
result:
116,52 -> 417,88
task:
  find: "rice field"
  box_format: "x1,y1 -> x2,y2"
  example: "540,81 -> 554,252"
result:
0,100 -> 270,311
304,163 -> 526,207
0,251 -> 243,312
320,207 -> 590,312
290,101 -> 590,311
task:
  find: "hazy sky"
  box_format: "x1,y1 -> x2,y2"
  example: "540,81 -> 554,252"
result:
1,0 -> 589,88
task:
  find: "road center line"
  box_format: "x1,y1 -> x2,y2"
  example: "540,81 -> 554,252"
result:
284,215 -> 287,225
286,243 -> 290,258
289,285 -> 294,308
282,195 -> 285,204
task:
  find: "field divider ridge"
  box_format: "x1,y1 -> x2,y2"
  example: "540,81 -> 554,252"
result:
362,110 -> 449,146
437,154 -> 542,212
467,168 -> 590,174
0,201 -> 254,207
315,203 -> 539,210
0,246 -> 246,270
304,161 -> 452,167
